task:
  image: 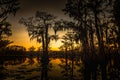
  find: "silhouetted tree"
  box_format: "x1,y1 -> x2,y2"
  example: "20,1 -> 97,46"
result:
60,32 -> 77,80
0,40 -> 12,49
0,0 -> 20,49
113,0 -> 120,51
5,45 -> 26,56
0,0 -> 20,38
0,21 -> 13,50
28,46 -> 36,52
63,0 -> 114,80
0,1 -> 20,78
63,0 -> 97,79
19,11 -> 64,80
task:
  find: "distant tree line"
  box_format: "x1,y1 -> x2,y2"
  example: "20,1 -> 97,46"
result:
1,0 -> 120,80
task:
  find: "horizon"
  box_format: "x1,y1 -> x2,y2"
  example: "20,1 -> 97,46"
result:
7,0 -> 68,51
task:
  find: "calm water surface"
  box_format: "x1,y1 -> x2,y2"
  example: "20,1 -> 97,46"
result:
0,57 -> 82,80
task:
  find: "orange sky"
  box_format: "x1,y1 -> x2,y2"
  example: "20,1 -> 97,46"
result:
6,0 -> 70,51
8,21 -> 65,51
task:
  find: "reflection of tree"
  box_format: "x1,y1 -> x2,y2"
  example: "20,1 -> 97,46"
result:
63,0 -> 118,80
0,0 -> 20,79
63,1 -> 97,79
75,58 -> 84,80
59,32 -> 77,80
59,59 -> 72,80
19,11 -> 60,80
4,56 -> 26,66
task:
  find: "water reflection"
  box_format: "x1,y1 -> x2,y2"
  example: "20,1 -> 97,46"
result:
0,56 -> 81,80
1,56 -> 39,80
0,56 -> 6,80
0,55 -> 120,80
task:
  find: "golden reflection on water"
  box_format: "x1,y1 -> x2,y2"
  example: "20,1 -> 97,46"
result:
24,58 -> 30,64
3,57 -> 81,80
33,57 -> 39,63
24,57 -> 39,64
50,58 -> 61,64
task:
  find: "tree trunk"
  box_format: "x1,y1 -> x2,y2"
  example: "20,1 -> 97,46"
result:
94,6 -> 107,80
65,47 -> 69,79
41,21 -> 49,80
114,0 -> 120,53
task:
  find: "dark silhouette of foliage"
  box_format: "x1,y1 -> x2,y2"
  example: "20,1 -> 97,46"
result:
0,40 -> 12,49
63,0 -> 118,80
4,45 -> 26,56
113,0 -> 120,50
28,46 -> 36,52
0,1 -> 20,79
0,0 -> 20,49
19,11 -> 66,80
0,0 -> 20,18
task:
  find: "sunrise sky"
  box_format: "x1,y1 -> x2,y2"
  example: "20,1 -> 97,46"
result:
7,0 -> 70,51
